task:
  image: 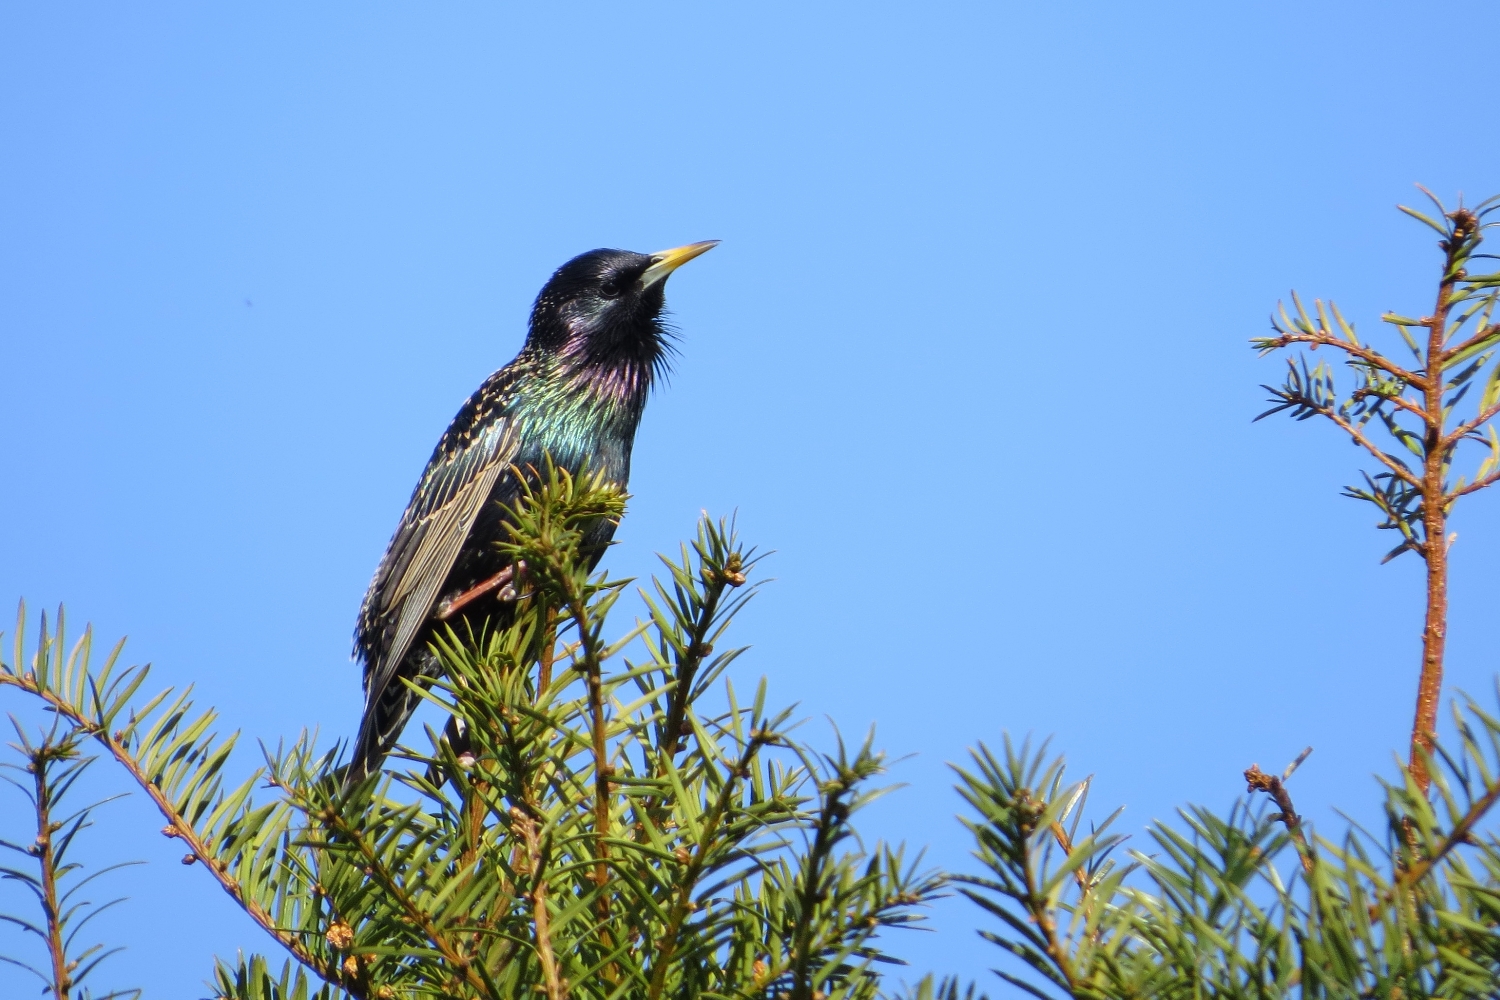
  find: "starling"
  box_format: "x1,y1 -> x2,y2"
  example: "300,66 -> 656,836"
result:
349,241 -> 718,781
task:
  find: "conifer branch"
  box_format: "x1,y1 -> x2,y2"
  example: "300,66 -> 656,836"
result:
1254,195 -> 1500,793
646,730 -> 771,1000
0,719 -> 141,1000
0,665 -> 341,990
655,554 -> 740,765
298,791 -> 491,998
1266,393 -> 1424,489
30,742 -> 73,999
1254,329 -> 1426,388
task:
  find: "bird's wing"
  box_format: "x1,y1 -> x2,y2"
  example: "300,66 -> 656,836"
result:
358,410 -> 521,708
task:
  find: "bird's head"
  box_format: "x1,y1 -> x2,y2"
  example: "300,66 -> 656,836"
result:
526,242 -> 718,386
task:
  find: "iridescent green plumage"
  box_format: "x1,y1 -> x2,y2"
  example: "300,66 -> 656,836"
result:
349,242 -> 716,780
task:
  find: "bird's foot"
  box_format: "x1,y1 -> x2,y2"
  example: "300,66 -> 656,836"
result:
435,561 -> 528,620
496,560 -> 529,602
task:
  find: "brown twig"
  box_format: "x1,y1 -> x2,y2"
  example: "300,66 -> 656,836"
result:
1442,400 -> 1500,449
1365,769 -> 1500,923
566,599 -> 612,878
511,805 -> 567,1000
1261,330 -> 1426,388
788,761 -> 886,1000
1407,215 -> 1470,792
642,553 -> 745,825
1244,748 -> 1315,873
1260,205 -> 1497,797
1447,467 -> 1500,500
27,741 -> 75,1000
1310,406 -> 1424,489
658,583 -> 725,764
1351,388 -> 1429,422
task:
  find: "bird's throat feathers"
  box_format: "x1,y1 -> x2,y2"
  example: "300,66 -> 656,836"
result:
553,315 -> 670,408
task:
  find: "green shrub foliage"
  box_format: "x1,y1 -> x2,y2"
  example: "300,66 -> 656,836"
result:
1,470 -> 940,1000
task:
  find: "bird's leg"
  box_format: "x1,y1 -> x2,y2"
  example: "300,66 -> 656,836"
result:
434,561 -> 526,620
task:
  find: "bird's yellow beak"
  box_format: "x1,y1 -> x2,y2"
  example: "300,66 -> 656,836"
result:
641,240 -> 719,288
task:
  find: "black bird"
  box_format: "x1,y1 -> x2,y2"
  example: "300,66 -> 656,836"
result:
349,241 -> 718,781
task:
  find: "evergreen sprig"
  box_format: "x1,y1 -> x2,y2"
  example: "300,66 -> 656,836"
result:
949,692 -> 1500,998
1252,191 -> 1500,787
0,661 -> 141,999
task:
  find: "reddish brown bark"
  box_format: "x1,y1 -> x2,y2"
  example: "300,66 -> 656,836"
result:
1407,208 -> 1475,792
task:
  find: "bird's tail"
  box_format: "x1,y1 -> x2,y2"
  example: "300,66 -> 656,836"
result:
341,724 -> 383,788
343,678 -> 421,788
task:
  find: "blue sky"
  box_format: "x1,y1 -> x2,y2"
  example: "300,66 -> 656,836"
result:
4,3 -> 1500,996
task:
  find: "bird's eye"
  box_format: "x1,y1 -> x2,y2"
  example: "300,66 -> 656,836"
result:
599,279 -> 623,299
